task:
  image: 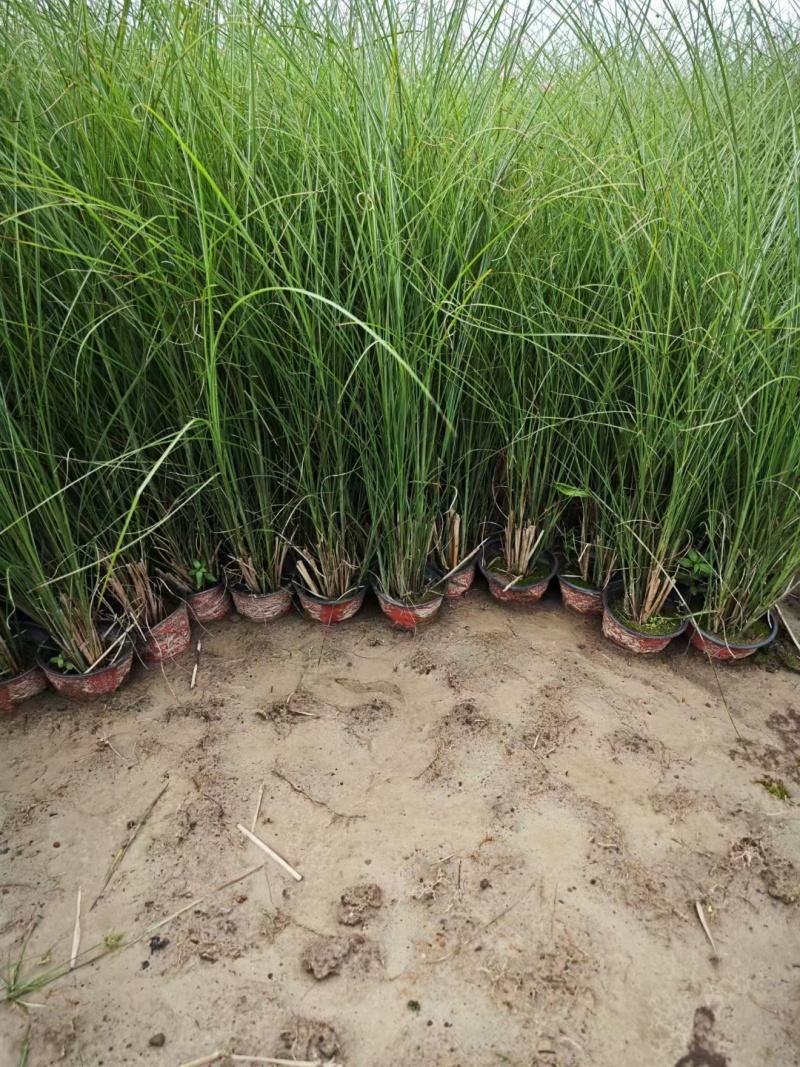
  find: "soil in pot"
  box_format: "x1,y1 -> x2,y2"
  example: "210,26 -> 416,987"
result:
141,600 -> 192,662
231,585 -> 293,622
293,579 -> 366,624
39,641 -> 134,701
186,581 -> 233,623
602,585 -> 687,654
689,613 -> 777,661
480,546 -> 556,604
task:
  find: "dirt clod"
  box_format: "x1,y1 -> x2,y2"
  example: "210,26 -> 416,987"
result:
278,1017 -> 340,1061
302,934 -> 381,979
338,883 -> 383,925
148,1033 -> 166,1048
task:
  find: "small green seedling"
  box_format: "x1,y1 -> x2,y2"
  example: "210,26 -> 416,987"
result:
190,559 -> 217,590
103,931 -> 124,950
678,548 -> 713,599
407,999 -> 421,1013
50,653 -> 78,673
755,776 -> 790,801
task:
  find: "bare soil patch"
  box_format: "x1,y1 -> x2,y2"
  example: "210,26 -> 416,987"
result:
1,589 -> 799,1066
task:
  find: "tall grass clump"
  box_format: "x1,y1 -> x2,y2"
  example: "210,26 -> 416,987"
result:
0,0 -> 798,655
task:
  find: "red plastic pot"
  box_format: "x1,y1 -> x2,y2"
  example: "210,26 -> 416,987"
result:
39,642 -> 134,701
558,575 -> 603,616
141,601 -> 191,662
601,582 -> 687,654
186,581 -> 233,623
231,584 -> 293,622
689,612 -> 778,661
443,557 -> 477,599
0,665 -> 47,713
371,573 -> 444,629
293,579 -> 366,624
479,539 -> 556,604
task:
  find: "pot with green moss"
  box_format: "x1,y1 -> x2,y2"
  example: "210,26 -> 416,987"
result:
601,581 -> 687,654
479,537 -> 556,605
689,612 -> 778,661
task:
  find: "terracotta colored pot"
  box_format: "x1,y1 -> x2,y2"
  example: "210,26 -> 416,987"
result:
186,581 -> 233,623
558,575 -> 603,616
293,579 -> 366,624
231,584 -> 293,622
0,665 -> 48,713
40,642 -> 134,701
689,613 -> 778,661
601,583 -> 687,654
371,572 -> 444,629
479,539 -> 557,604
443,557 -> 477,599
141,601 -> 191,662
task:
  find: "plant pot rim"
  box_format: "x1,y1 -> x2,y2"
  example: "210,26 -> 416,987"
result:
558,572 -> 602,595
187,578 -> 228,595
38,638 -> 134,679
692,611 -> 778,651
0,662 -> 42,687
292,576 -> 366,605
230,583 -> 291,599
150,598 -> 188,624
601,581 -> 688,640
370,567 -> 444,607
441,552 -> 477,578
480,538 -> 557,591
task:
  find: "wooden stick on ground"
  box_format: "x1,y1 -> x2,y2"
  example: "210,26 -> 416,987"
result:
176,1054 -> 225,1067
70,887 -> 81,969
147,863 -> 265,933
237,824 -> 303,881
232,1056 -> 340,1066
695,901 -> 719,960
91,783 -> 169,910
250,782 -> 265,833
190,639 -> 202,690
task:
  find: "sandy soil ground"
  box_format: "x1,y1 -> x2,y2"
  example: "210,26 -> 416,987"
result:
1,586 -> 799,1067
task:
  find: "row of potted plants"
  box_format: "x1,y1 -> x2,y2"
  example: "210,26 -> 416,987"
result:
1,516 -> 787,714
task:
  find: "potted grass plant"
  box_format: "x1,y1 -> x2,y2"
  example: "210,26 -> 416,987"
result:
103,554 -> 191,663
681,542 -> 782,661
474,285 -> 569,605
292,515 -> 367,625
435,508 -> 479,599
434,406 -> 491,598
0,607 -> 47,713
0,424 -> 135,701
683,370 -> 800,660
557,504 -> 616,617
155,503 -> 232,624
597,363 -> 727,654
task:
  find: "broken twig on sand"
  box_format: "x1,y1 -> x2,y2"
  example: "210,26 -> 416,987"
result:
147,864 -> 265,933
190,639 -> 202,690
237,824 -> 303,881
70,886 -> 81,969
91,783 -> 169,910
695,900 -> 720,960
251,782 -> 265,833
177,1055 -> 341,1067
